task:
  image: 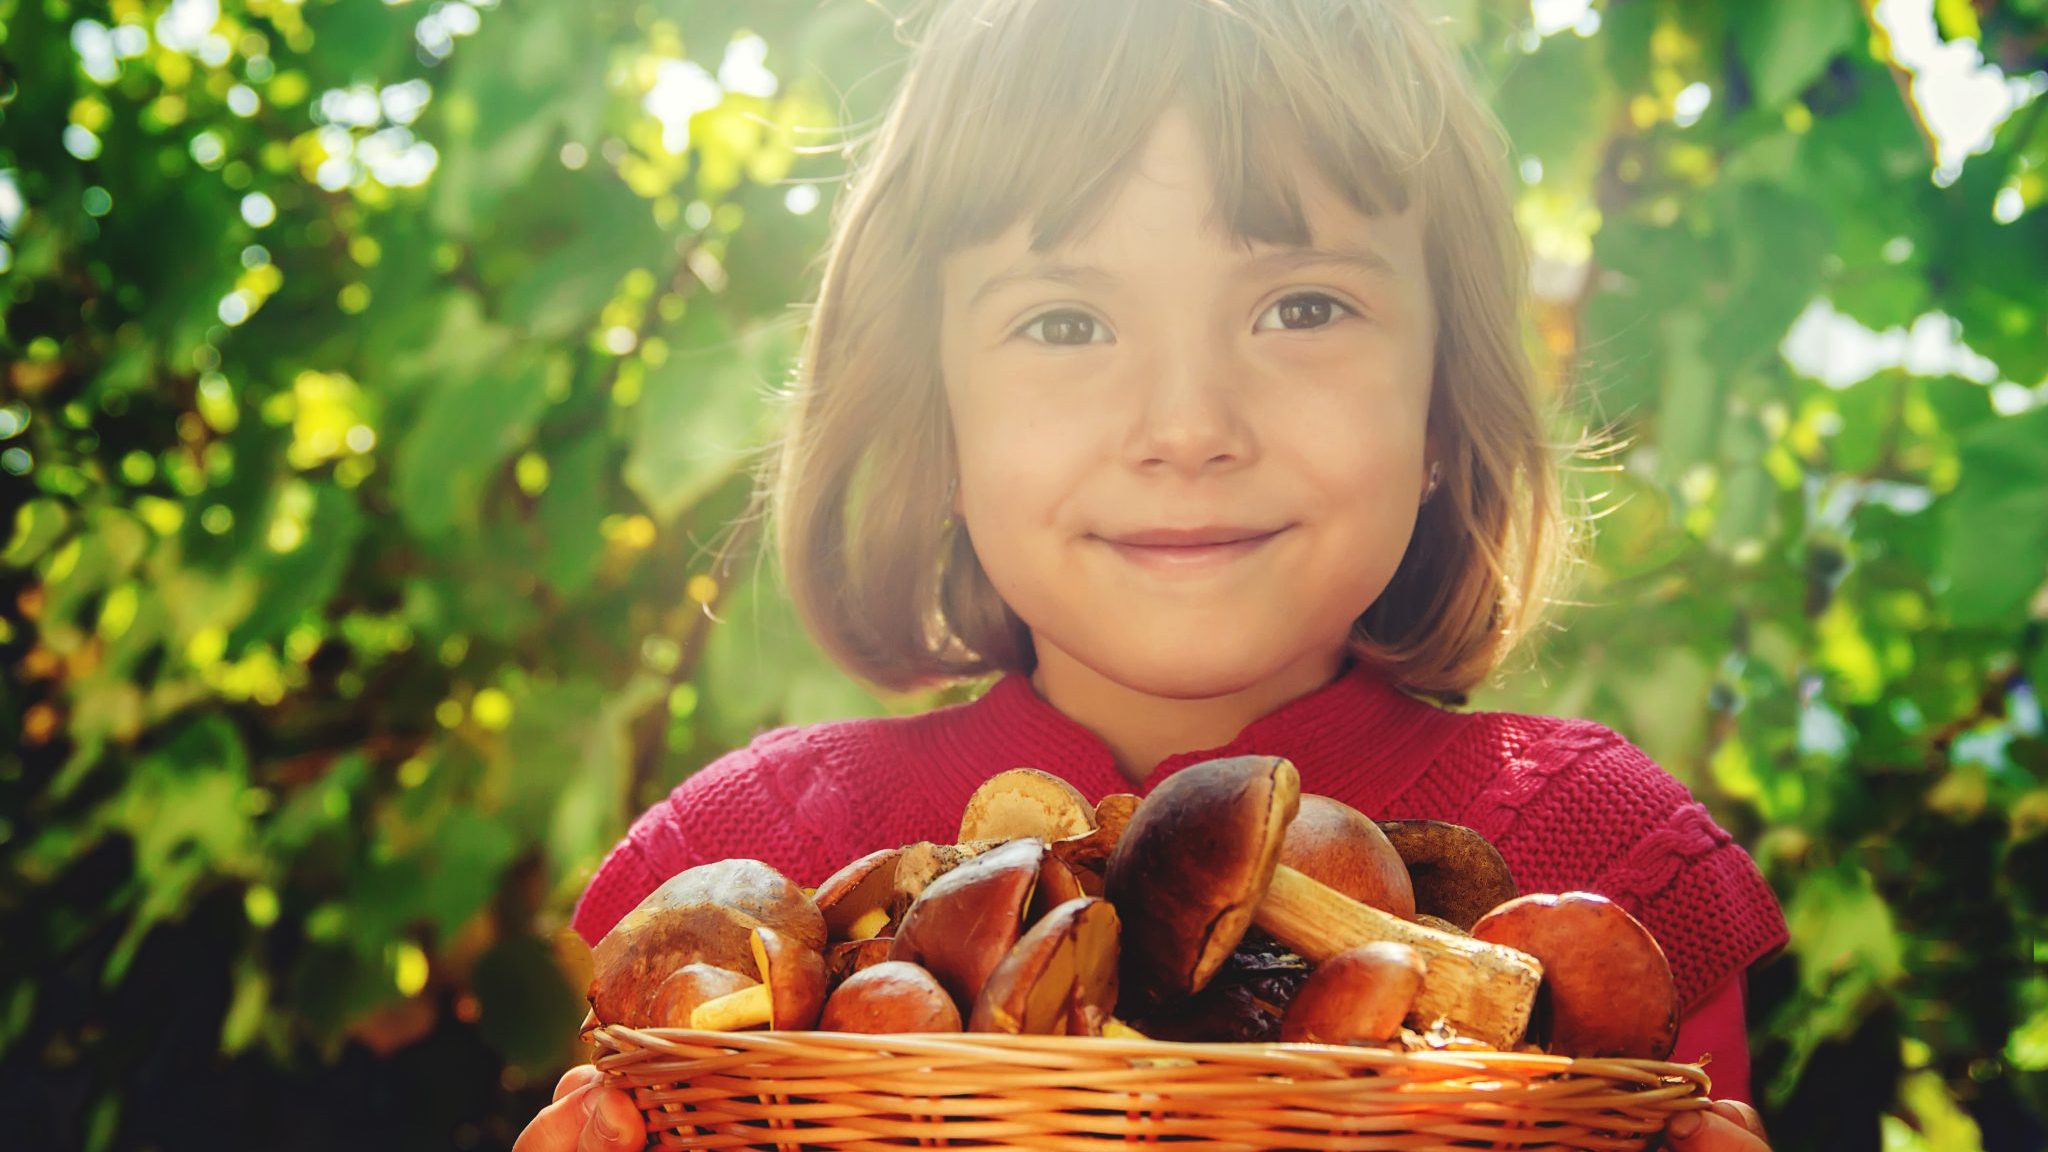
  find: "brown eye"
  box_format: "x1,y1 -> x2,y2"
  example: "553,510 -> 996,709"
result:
1257,292 -> 1355,332
1018,310 -> 1108,347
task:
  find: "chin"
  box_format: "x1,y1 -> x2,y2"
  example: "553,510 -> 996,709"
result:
1070,645 -> 1297,702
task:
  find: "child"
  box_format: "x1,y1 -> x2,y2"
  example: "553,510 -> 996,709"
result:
518,2 -> 1785,1149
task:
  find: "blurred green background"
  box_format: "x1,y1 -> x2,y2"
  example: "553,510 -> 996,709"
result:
2,0 -> 2046,1148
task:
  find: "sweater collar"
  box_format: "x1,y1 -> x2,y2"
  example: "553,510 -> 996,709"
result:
963,659 -> 1458,805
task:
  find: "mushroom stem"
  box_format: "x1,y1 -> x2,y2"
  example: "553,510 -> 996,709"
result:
1255,865 -> 1543,1049
691,983 -> 771,1031
847,907 -> 891,940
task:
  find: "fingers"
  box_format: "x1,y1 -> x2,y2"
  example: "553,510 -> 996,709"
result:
513,1082 -> 598,1152
554,1065 -> 602,1103
1666,1103 -> 1772,1151
577,1086 -> 646,1152
1710,1099 -> 1768,1138
519,1070 -> 643,1152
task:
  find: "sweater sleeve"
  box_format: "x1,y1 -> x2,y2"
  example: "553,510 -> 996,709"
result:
568,725 -> 848,947
1450,716 -> 1789,1014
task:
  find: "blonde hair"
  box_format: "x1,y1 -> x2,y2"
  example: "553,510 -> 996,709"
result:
744,0 -> 1571,702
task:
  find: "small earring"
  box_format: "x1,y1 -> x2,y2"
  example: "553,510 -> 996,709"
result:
1421,460 -> 1443,505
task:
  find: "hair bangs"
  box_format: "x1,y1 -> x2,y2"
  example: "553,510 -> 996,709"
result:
910,0 -> 1428,264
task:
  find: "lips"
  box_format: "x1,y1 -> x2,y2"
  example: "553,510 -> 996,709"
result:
1105,527 -> 1284,547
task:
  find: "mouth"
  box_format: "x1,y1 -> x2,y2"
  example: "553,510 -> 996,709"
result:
1094,525 -> 1290,572
1102,526 -> 1288,548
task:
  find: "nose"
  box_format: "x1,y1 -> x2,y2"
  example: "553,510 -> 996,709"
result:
1124,331 -> 1255,477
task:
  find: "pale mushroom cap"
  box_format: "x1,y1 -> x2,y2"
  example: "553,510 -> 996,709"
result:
959,767 -> 1097,843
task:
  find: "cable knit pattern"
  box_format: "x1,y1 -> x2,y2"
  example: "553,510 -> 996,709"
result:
572,663 -> 1788,1016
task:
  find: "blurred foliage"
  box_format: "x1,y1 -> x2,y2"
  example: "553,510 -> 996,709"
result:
0,0 -> 2044,1149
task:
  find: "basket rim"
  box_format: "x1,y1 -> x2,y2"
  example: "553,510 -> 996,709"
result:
586,1023 -> 1711,1085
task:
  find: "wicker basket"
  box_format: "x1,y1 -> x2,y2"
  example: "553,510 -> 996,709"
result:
588,1025 -> 1710,1151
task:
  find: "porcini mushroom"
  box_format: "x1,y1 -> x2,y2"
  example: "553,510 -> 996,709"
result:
959,768 -> 1097,843
587,858 -> 825,1026
1378,819 -> 1521,931
1281,795 -> 1417,920
813,846 -> 905,941
649,964 -> 759,1028
1051,793 -> 1140,895
969,897 -> 1121,1035
1104,756 -> 1543,1048
826,937 -> 896,986
1278,941 -> 1427,1045
690,925 -> 828,1031
888,837 -> 1045,1014
819,961 -> 963,1033
1470,891 -> 1679,1059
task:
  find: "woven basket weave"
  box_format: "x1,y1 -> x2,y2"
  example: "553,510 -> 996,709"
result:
588,1025 -> 1710,1151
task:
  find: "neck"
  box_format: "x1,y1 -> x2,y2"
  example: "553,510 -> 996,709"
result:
1028,643 -> 1351,786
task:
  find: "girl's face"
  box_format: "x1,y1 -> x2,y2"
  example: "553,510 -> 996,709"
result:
938,106 -> 1439,701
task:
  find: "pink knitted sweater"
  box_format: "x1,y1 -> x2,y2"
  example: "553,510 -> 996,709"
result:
574,660 -> 1788,1019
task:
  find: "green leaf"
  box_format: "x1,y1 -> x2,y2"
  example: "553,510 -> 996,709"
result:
623,308 -> 782,522
393,349 -> 560,536
534,432 -> 613,599
1492,32 -> 1616,189
1938,408 -> 2048,626
496,673 -> 668,885
1736,0 -> 1861,109
229,482 -> 365,652
5,499 -> 73,567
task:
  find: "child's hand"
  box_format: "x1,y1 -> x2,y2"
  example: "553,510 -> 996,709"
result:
512,1064 -> 645,1152
1665,1099 -> 1770,1150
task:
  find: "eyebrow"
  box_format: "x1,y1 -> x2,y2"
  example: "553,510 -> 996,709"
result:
966,241 -> 1405,312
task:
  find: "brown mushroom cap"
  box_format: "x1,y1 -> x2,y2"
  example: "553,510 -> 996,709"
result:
650,964 -> 758,1029
587,858 -> 824,1025
969,897 -> 1121,1035
813,847 -> 904,939
959,768 -> 1096,843
1105,756 -> 1301,1013
1470,891 -> 1678,1059
1050,794 -> 1140,895
826,937 -> 897,987
888,837 -> 1045,1014
690,925 -> 829,1031
1281,795 -> 1416,920
1278,941 -> 1427,1045
1377,820 -> 1520,930
820,961 -> 963,1033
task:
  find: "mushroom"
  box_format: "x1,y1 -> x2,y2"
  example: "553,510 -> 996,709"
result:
1130,943 -> 1312,1044
1104,756 -> 1543,1049
649,963 -> 760,1028
1470,891 -> 1679,1059
819,960 -> 964,1033
826,937 -> 897,986
1028,853 -> 1086,924
888,837 -> 1045,1014
969,897 -> 1121,1035
894,838 -> 1004,906
959,768 -> 1097,843
813,846 -> 904,941
1280,795 -> 1417,920
587,858 -> 825,1026
1051,794 -> 1140,895
1377,819 -> 1520,931
1278,941 -> 1427,1045
690,925 -> 829,1031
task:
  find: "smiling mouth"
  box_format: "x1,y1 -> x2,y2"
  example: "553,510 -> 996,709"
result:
1095,526 -> 1289,571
